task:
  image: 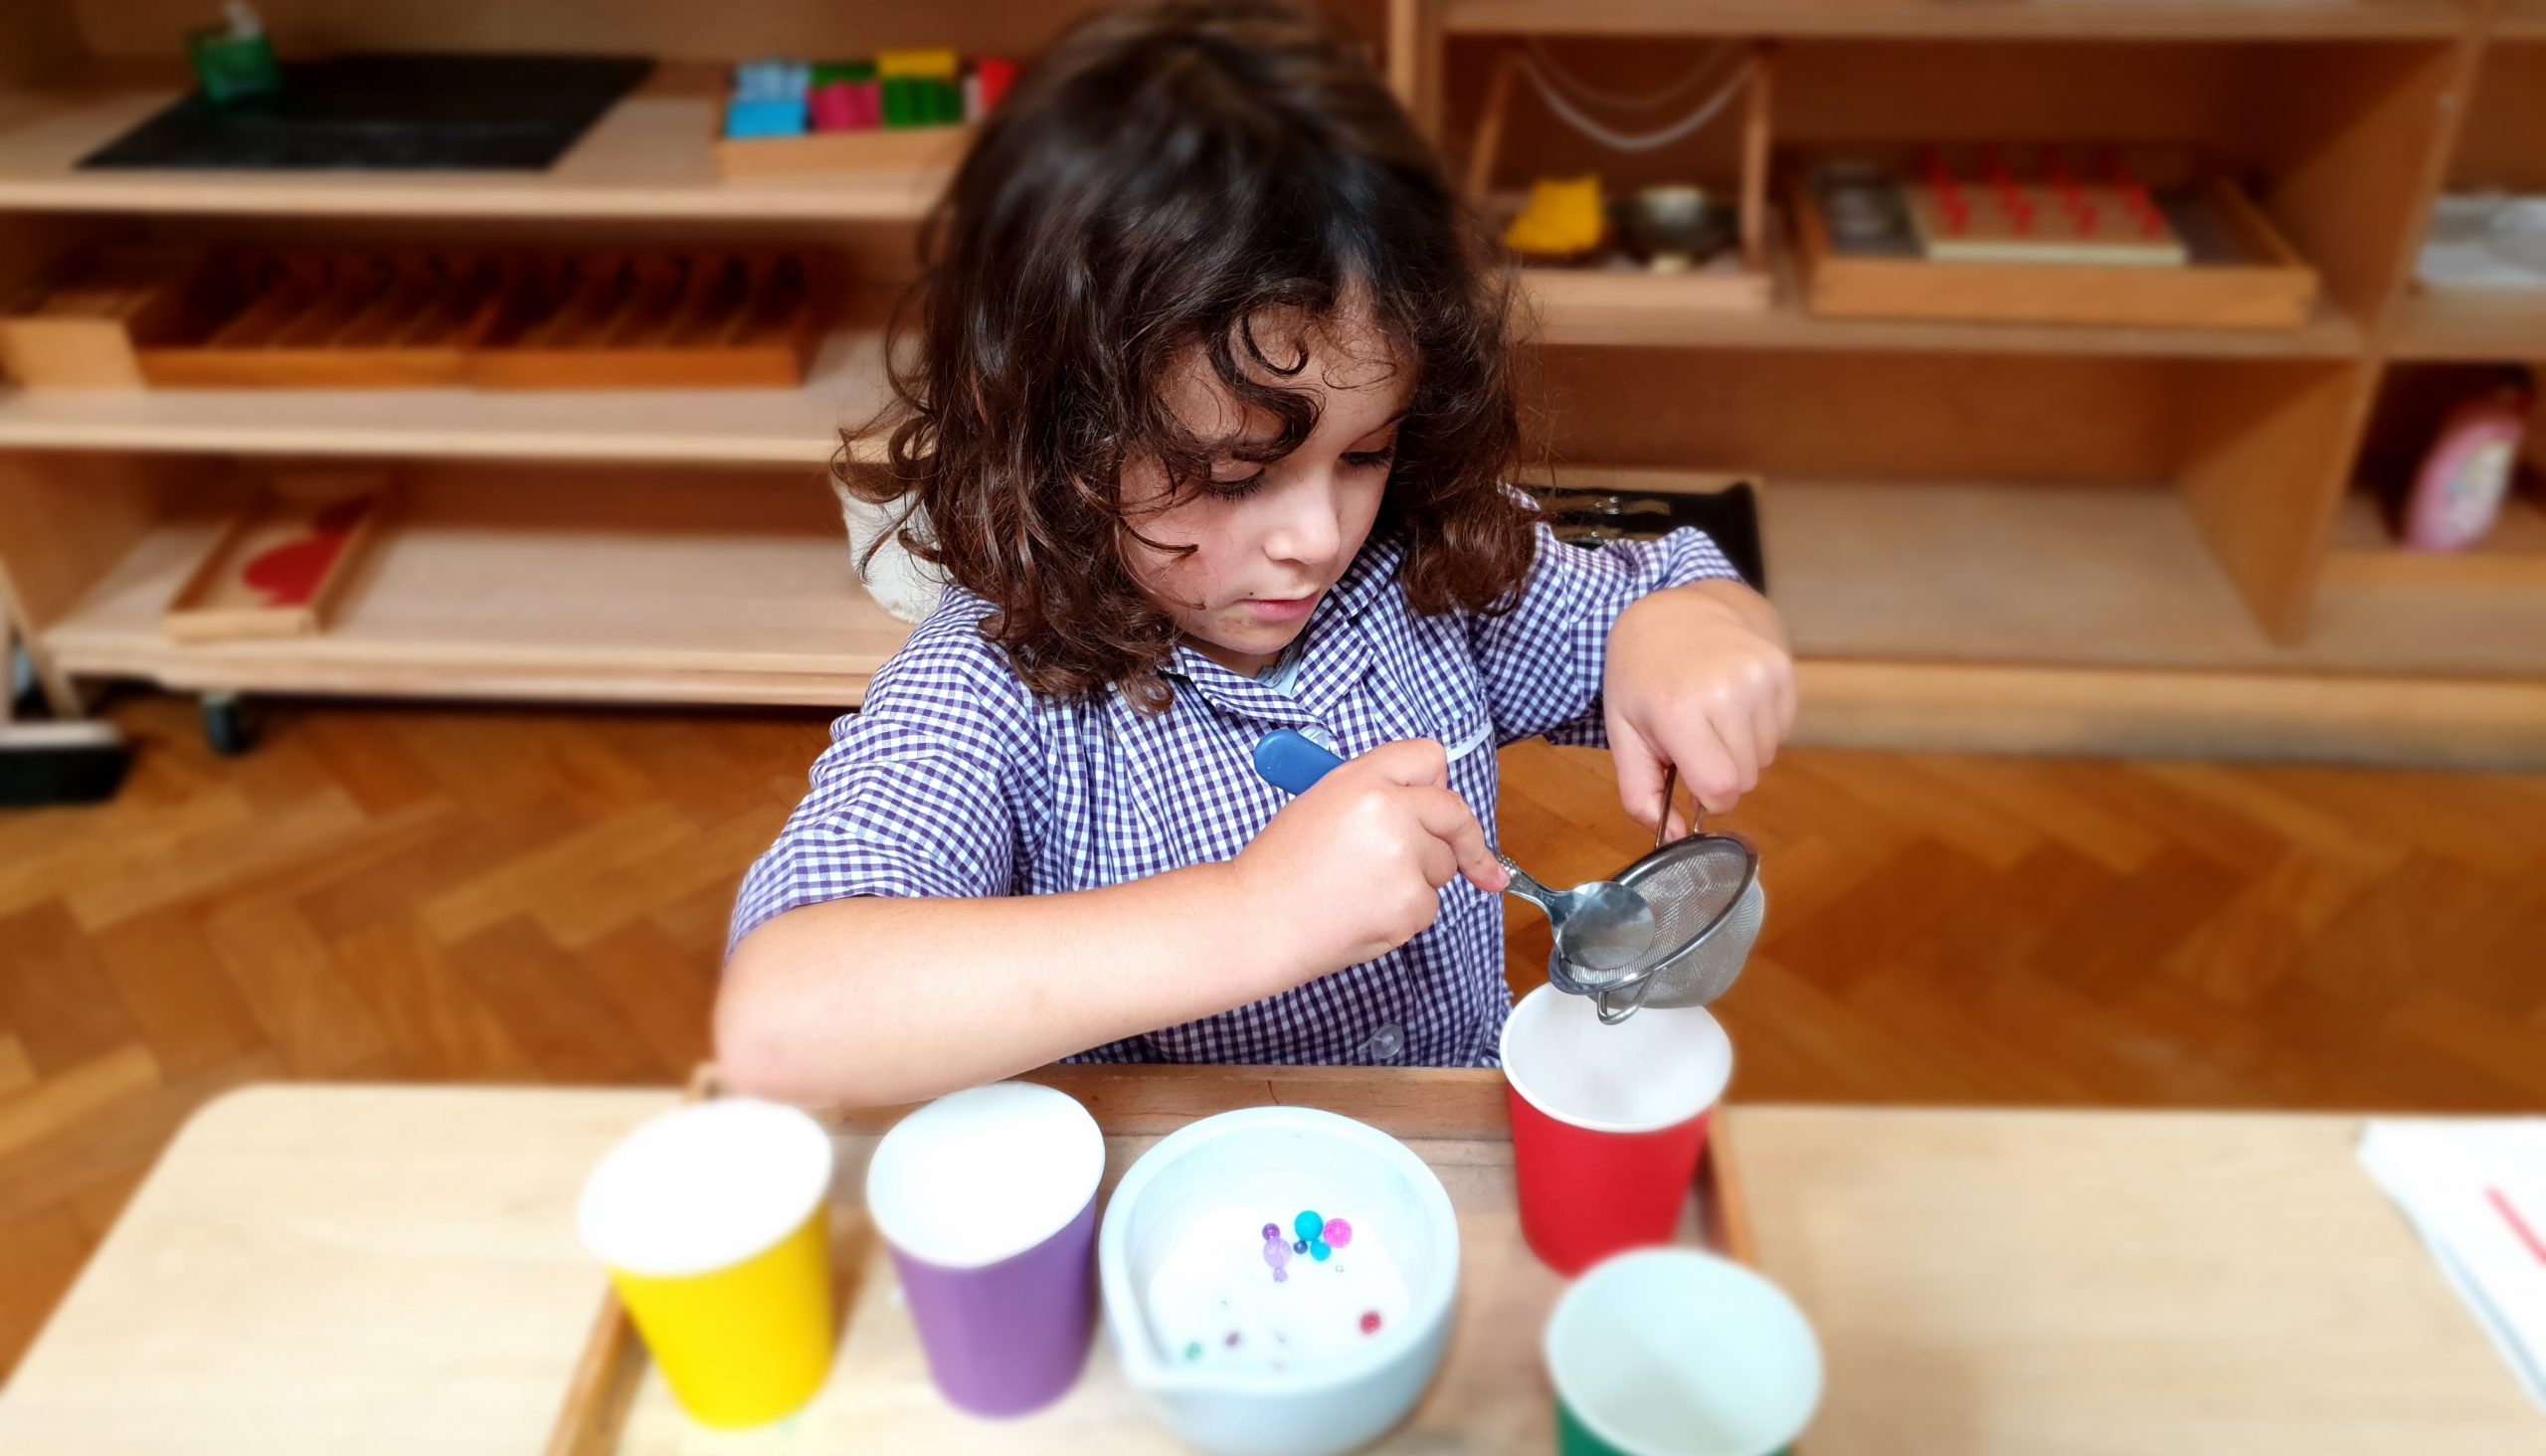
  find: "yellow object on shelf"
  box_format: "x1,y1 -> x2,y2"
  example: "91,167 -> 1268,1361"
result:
876,49 -> 961,81
1505,176 -> 1607,260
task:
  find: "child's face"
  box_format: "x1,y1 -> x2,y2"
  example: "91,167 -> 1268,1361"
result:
1124,309 -> 1409,678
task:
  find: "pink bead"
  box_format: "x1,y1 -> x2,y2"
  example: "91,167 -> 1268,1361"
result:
1324,1218 -> 1353,1248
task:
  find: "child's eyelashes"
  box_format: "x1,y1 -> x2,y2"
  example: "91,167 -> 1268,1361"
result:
1197,449 -> 1393,500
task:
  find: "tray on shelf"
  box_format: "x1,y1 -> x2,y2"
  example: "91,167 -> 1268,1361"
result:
160,470 -> 390,642
0,247 -> 835,391
134,249 -> 507,388
545,1066 -> 1755,1454
1789,149 -> 2320,330
472,250 -> 831,390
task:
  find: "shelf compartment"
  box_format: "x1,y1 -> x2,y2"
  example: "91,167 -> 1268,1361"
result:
1522,469 -> 2546,679
1442,0 -> 2468,39
2392,288 -> 2546,363
2323,489 -> 2546,593
0,81 -> 948,221
41,465 -> 914,706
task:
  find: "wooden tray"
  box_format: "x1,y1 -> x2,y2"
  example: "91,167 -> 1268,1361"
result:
545,1066 -> 1755,1455
472,251 -> 831,390
1789,166 -> 2320,330
713,118 -> 976,180
161,471 -> 390,642
135,250 -> 507,389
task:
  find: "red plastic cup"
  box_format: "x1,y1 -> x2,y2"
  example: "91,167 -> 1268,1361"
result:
1500,985 -> 1733,1276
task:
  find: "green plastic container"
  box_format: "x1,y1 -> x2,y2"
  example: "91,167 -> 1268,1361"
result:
187,25 -> 281,104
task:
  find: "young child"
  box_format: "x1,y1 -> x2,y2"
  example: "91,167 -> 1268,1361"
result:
718,0 -> 1793,1107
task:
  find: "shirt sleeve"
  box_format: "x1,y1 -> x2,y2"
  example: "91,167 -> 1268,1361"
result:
1467,521 -> 1742,749
727,616 -> 1046,956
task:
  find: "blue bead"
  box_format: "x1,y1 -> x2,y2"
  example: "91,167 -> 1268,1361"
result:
1310,1239 -> 1332,1261
1292,1238 -> 1308,1254
1294,1210 -> 1324,1241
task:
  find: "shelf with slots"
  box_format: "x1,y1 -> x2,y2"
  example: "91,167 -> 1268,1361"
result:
0,327 -> 893,463
0,77 -> 948,221
2389,288 -> 2546,362
1442,0 -> 2467,39
1517,268 -> 2367,357
39,466 -> 914,706
0,284 -> 2367,467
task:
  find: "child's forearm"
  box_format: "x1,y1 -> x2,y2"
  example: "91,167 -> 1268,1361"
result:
714,863 -> 1286,1108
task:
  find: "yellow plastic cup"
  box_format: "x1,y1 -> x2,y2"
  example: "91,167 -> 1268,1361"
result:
577,1098 -> 837,1429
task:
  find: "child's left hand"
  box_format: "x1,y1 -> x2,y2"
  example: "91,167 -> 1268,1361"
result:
1602,579 -> 1795,835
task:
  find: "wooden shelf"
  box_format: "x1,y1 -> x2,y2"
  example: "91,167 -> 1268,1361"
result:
2498,2 -> 2546,40
1721,475 -> 2546,678
2323,488 -> 2546,592
1445,0 -> 2467,40
1521,268 -> 2366,356
0,328 -> 890,464
0,84 -> 946,221
42,467 -> 913,705
2389,287 -> 2546,361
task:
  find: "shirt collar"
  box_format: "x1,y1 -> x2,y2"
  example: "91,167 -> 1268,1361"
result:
1155,534 -> 1402,724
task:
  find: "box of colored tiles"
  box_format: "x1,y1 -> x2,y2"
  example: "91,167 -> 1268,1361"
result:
712,51 -> 1017,180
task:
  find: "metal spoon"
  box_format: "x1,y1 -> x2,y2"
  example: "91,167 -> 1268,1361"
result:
1250,730 -> 1659,975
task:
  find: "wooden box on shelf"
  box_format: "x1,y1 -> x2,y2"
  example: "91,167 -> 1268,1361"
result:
713,119 -> 976,180
471,250 -> 833,390
0,246 -> 205,389
134,250 -> 507,389
1788,158 -> 2320,330
161,473 -> 390,643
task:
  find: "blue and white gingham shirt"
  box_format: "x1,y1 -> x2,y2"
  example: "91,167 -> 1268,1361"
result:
731,521 -> 1737,1067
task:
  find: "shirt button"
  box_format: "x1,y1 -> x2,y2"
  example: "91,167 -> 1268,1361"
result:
1362,1023 -> 1405,1063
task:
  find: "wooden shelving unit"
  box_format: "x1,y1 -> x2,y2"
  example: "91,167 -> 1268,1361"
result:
0,0 -> 2539,764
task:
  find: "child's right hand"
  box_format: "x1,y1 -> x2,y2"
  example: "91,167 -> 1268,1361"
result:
1226,738 -> 1510,985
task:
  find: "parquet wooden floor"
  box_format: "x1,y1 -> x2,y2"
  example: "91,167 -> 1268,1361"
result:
4,691 -> 2545,1379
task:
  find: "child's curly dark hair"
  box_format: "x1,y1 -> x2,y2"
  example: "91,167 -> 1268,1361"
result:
841,0 -> 1537,707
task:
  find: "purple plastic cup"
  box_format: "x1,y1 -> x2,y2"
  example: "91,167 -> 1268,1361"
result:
865,1082 -> 1106,1418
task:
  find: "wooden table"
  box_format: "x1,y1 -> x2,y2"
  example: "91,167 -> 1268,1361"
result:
0,1071 -> 2536,1455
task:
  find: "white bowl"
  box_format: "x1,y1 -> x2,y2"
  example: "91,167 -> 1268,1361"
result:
1098,1108 -> 1461,1456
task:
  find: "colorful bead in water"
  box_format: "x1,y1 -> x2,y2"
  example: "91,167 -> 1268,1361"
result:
1324,1217 -> 1353,1248
1360,1311 -> 1382,1335
1310,1239 -> 1332,1262
1294,1209 -> 1324,1241
1262,1236 -> 1290,1280
1261,1222 -> 1280,1241
1185,1341 -> 1203,1363
1292,1238 -> 1308,1254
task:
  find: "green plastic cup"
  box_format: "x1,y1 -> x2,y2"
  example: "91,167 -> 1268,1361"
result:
1544,1249 -> 1821,1456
